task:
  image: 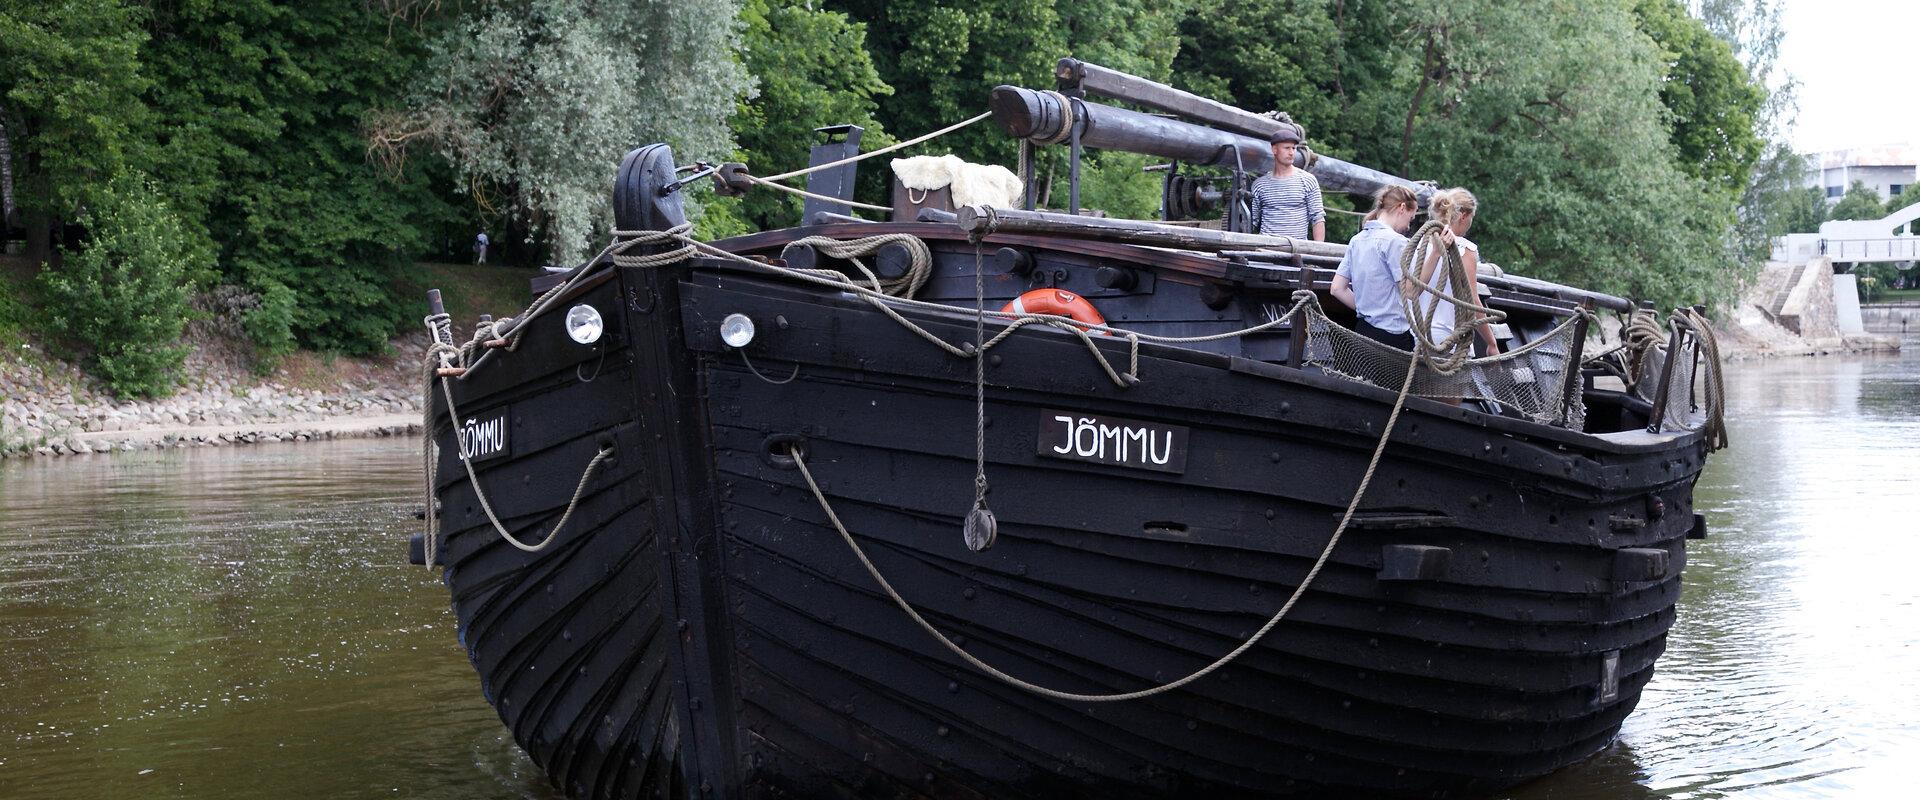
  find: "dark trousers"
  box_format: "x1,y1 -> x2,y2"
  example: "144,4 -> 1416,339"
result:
1355,319 -> 1415,350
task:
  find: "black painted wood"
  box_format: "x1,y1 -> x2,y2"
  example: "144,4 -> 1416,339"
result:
422,206 -> 1715,799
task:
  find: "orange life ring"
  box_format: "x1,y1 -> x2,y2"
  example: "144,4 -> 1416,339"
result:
1001,288 -> 1107,330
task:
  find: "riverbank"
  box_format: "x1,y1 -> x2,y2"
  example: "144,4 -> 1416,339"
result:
0,260 -> 539,460
1,336 -> 430,458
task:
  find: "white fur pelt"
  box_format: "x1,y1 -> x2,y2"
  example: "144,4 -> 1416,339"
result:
890,155 -> 1023,208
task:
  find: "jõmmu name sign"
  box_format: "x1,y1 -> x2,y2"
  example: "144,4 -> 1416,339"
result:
459,411 -> 511,462
1037,410 -> 1188,474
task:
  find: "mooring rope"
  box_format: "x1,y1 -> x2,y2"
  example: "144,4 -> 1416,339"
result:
788,330 -> 1420,703
433,369 -> 615,555
743,173 -> 894,213
758,111 -> 994,183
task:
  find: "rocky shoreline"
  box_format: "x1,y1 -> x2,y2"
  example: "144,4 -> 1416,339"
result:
2,336 -> 431,460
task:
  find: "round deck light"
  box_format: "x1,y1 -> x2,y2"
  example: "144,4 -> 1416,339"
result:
565,304 -> 603,344
721,313 -> 756,348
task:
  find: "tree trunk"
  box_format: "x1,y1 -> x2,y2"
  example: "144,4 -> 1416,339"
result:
25,208 -> 52,266
0,115 -> 16,233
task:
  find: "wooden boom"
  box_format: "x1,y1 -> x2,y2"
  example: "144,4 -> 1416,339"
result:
989,84 -> 1432,204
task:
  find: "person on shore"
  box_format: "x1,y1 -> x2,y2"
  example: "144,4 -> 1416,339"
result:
474,231 -> 490,265
1407,188 -> 1500,356
1332,185 -> 1421,349
1250,125 -> 1325,242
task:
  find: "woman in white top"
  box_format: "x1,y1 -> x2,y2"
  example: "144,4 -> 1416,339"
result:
1407,188 -> 1500,355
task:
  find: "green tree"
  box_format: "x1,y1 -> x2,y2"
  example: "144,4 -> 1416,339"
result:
144,0 -> 455,357
1886,187 -> 1918,217
36,173 -> 200,397
1632,0 -> 1766,196
376,0 -> 753,264
1770,185 -> 1828,236
1173,2 -> 1346,151
1380,0 -> 1740,308
827,1 -> 1188,173
1829,181 -> 1885,222
0,0 -> 150,265
1689,0 -> 1805,266
713,0 -> 894,232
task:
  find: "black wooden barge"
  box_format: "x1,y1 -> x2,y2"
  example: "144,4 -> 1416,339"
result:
413,63 -> 1723,799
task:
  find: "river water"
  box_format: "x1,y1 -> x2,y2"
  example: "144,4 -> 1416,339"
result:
3,340 -> 1917,799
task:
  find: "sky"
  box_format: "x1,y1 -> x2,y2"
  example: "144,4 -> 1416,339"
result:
1776,0 -> 1920,153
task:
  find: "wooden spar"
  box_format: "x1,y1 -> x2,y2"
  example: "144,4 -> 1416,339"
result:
1478,273 -> 1634,314
1217,249 -> 1351,270
1057,58 -> 1285,141
989,85 -> 1433,203
954,205 -> 1349,259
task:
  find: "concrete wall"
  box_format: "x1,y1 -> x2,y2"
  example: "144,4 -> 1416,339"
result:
1823,164 -> 1918,201
1833,274 -> 1864,334
1765,258 -> 1840,338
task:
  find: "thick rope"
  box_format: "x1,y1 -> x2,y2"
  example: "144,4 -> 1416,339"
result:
1397,220 -> 1506,374
1679,308 -> 1729,451
789,345 -> 1420,703
1039,91 -> 1076,146
759,112 -> 993,183
788,233 -> 933,297
436,374 -> 614,553
744,173 -> 893,213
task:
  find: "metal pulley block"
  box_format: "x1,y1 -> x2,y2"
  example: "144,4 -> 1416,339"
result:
964,505 -> 998,552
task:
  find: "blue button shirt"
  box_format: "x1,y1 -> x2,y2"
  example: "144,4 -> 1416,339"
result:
1334,220 -> 1410,334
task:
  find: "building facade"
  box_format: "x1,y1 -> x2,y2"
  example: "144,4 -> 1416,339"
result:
1805,144 -> 1918,203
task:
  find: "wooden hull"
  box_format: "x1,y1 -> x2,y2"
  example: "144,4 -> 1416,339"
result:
426,244 -> 1707,799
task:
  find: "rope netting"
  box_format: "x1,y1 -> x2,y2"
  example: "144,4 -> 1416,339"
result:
1299,302 -> 1587,428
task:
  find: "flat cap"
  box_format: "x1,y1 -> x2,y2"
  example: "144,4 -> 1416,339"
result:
1268,125 -> 1303,144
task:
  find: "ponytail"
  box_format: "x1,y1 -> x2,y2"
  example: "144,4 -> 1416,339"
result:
1427,187 -> 1478,228
1362,185 -> 1419,223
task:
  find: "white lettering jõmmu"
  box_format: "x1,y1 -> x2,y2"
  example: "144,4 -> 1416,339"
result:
1147,429 -> 1173,465
462,417 -> 504,458
1074,417 -> 1100,457
1051,416 -> 1076,454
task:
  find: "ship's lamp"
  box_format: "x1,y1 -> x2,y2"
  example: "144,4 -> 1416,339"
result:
720,313 -> 756,348
565,304 -> 604,345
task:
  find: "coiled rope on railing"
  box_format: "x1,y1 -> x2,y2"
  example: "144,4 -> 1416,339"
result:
1679,308 -> 1729,451
1396,219 -> 1508,374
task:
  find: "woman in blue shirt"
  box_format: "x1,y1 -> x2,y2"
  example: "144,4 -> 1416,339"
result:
1331,186 -> 1420,349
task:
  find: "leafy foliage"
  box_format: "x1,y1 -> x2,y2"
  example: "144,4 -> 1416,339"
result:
1886,189 -> 1918,217
1632,0 -> 1766,196
1830,181 -> 1887,222
36,174 -> 199,397
145,1 -> 457,356
377,0 -> 753,264
713,0 -> 894,232
0,0 -> 149,245
1373,0 -> 1741,307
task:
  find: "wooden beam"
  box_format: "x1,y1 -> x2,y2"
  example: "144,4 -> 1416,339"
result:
955,205 -> 1349,259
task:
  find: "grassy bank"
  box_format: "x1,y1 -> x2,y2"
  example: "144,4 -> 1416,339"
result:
403,262 -> 540,324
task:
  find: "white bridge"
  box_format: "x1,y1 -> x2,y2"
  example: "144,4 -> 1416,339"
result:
1773,201 -> 1920,266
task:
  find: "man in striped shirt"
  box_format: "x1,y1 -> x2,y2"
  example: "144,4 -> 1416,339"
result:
1250,125 -> 1325,241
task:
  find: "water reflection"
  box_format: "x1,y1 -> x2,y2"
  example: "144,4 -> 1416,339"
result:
0,441 -> 557,800
1510,337 -> 1920,799
4,340 -> 1918,799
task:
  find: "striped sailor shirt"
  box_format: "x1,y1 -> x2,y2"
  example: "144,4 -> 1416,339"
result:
1250,171 -> 1325,239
